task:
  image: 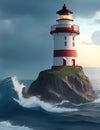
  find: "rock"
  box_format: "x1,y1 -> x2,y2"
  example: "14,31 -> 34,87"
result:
26,66 -> 97,104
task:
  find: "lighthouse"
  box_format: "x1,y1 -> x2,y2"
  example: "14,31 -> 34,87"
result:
50,4 -> 80,69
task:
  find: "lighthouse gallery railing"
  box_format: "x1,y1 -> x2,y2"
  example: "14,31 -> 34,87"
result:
51,24 -> 79,33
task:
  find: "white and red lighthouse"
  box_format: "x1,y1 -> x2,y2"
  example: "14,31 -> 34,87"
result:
50,4 -> 80,69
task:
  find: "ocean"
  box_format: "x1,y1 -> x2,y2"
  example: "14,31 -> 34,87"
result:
0,69 -> 100,130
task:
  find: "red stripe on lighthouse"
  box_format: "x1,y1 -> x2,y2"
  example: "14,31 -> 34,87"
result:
54,50 -> 77,57
50,27 -> 80,35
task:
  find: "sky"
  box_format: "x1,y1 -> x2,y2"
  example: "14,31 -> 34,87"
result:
0,0 -> 100,79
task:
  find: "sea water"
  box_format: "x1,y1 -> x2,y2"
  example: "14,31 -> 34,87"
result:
0,69 -> 100,130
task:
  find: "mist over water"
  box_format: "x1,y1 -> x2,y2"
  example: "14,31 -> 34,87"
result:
84,67 -> 100,80
84,67 -> 100,90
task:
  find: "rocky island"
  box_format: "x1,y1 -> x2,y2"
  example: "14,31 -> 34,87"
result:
24,66 -> 97,104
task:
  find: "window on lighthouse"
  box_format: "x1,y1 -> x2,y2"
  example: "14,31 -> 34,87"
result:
64,36 -> 67,40
65,41 -> 67,46
64,37 -> 67,46
72,42 -> 75,47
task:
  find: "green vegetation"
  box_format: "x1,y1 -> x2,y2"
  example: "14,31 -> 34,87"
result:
40,66 -> 83,78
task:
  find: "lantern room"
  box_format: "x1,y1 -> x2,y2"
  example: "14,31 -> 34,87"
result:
56,4 -> 73,21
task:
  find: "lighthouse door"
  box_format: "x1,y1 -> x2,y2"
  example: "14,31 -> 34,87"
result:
72,59 -> 75,66
63,57 -> 66,66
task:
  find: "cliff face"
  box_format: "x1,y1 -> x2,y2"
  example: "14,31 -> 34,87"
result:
26,66 -> 97,104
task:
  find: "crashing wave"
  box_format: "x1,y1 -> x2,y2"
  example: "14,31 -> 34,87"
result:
12,77 -> 78,113
0,77 -> 19,111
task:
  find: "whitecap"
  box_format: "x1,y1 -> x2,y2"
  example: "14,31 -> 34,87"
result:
0,121 -> 33,130
12,77 -> 25,100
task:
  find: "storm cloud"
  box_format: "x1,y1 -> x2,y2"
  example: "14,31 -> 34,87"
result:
0,0 -> 99,19
0,0 -> 100,79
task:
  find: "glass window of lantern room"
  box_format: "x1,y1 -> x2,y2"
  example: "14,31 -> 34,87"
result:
60,14 -> 72,20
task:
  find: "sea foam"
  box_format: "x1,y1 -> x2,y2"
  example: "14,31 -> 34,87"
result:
12,77 -> 78,113
0,121 -> 33,130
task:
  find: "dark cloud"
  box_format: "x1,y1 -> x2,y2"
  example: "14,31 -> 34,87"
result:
91,30 -> 100,45
0,0 -> 100,79
0,0 -> 60,20
71,0 -> 100,18
0,0 -> 99,19
0,15 -> 52,79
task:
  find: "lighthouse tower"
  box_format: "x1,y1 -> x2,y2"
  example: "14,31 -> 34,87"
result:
50,4 -> 80,69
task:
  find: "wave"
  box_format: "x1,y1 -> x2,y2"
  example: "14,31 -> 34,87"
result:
0,121 -> 33,130
12,77 -> 79,113
1,76 -> 100,114
1,77 -> 100,130
0,77 -> 21,113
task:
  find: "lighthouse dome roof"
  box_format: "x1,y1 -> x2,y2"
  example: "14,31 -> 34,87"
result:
57,4 -> 73,15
